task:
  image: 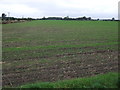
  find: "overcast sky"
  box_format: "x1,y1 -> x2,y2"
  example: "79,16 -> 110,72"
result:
0,0 -> 119,19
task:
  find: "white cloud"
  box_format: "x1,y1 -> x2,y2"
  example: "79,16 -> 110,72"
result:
0,0 -> 119,19
0,4 -> 39,13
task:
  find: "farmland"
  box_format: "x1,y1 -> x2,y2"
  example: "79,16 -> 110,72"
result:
2,20 -> 118,87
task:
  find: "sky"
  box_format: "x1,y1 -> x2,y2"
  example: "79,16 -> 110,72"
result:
0,0 -> 119,19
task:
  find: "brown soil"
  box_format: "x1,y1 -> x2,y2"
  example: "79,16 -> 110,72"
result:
2,50 -> 118,87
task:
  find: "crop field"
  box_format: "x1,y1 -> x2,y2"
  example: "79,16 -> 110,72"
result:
2,20 -> 118,87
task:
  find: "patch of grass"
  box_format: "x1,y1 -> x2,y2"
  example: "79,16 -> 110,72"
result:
3,41 -> 118,52
20,72 -> 118,88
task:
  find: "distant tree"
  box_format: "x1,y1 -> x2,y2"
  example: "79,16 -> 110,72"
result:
2,13 -> 6,21
47,17 -> 62,20
66,16 -> 69,18
76,17 -> 82,20
97,18 -> 99,21
112,18 -> 115,21
42,16 -> 46,20
87,17 -> 91,20
64,16 -> 69,20
83,16 -> 87,20
27,17 -> 33,21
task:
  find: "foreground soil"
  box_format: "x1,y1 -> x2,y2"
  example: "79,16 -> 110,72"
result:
2,49 -> 118,87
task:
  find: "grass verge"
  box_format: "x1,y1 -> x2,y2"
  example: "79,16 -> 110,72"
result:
19,72 -> 119,88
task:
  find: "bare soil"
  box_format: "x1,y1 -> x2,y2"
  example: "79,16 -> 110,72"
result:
2,49 -> 118,87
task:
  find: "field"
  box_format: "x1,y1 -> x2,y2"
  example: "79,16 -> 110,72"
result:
20,72 -> 119,88
2,20 -> 118,87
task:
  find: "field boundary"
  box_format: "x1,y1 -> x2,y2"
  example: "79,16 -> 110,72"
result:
3,41 -> 118,52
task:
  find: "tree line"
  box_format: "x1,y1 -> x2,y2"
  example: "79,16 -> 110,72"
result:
1,13 -> 117,21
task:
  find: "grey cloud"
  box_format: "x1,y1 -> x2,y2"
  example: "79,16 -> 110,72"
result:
0,0 -> 119,19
